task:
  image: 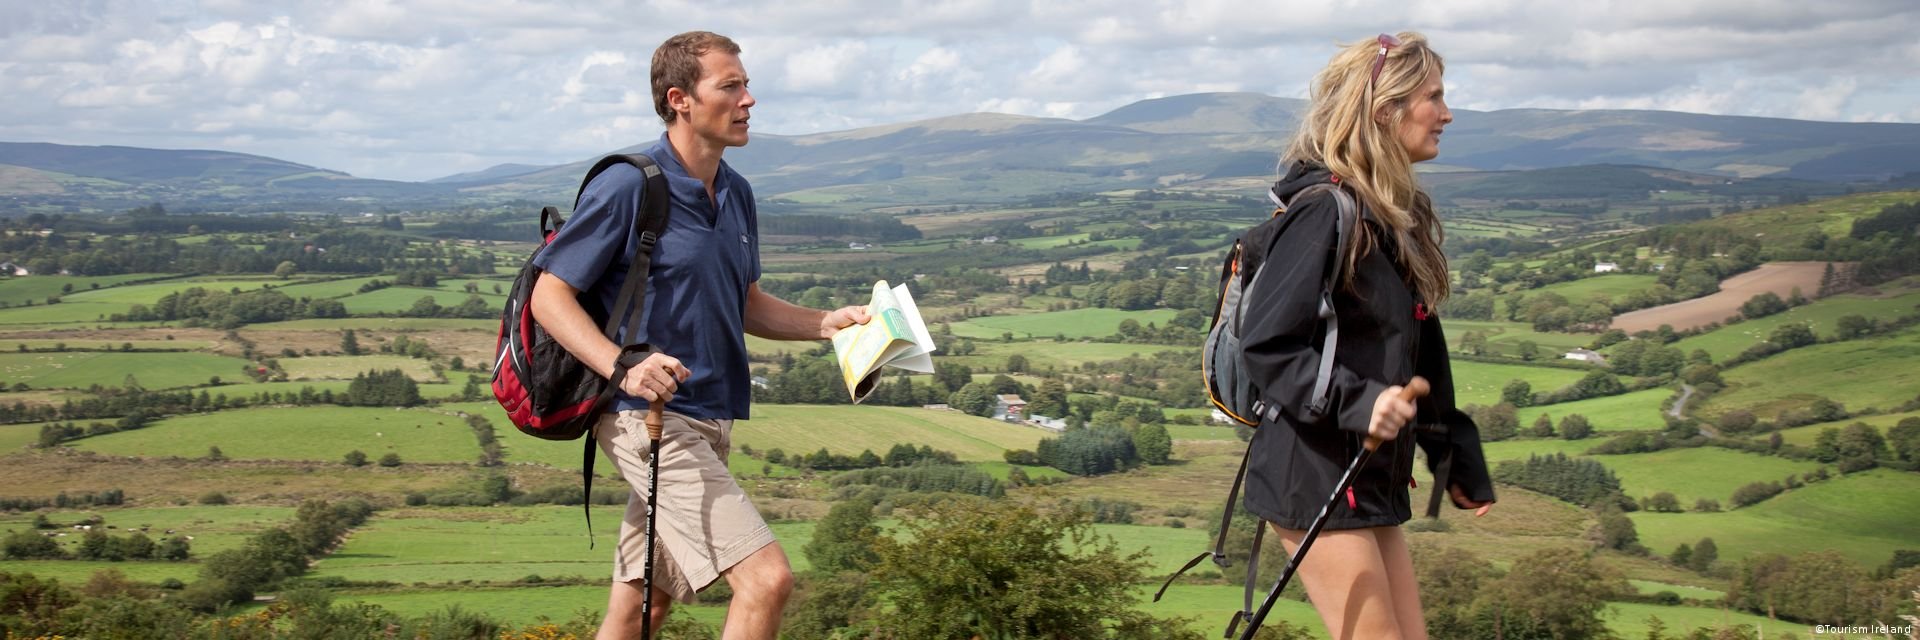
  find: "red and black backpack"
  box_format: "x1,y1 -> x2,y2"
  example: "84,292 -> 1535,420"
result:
492,154 -> 670,441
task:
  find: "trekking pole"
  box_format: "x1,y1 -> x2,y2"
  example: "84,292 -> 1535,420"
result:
1236,377 -> 1430,640
639,403 -> 665,640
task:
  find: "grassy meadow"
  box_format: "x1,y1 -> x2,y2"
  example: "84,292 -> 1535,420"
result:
1703,325 -> 1920,420
0,351 -> 252,389
1516,388 -> 1675,433
72,406 -> 483,463
947,308 -> 1182,340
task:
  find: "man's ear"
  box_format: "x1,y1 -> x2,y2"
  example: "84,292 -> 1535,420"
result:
666,86 -> 690,116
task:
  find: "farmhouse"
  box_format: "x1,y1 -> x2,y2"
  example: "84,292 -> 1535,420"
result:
0,262 -> 28,276
1594,261 -> 1619,273
1563,348 -> 1608,365
991,394 -> 1027,422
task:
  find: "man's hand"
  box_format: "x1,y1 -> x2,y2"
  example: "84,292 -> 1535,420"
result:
818,305 -> 872,339
620,352 -> 692,403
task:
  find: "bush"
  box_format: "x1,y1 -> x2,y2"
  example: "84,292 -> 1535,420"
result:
378,453 -> 403,467
199,491 -> 229,505
344,450 -> 368,467
1730,481 -> 1785,508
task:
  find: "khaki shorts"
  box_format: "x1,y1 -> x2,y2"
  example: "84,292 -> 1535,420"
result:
594,409 -> 774,603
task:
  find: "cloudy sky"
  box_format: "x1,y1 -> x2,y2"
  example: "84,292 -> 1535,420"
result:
4,0 -> 1919,182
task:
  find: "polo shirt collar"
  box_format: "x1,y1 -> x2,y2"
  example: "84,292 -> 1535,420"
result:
647,133 -> 732,202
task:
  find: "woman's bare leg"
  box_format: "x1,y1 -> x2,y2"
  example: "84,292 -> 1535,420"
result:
1272,524 -> 1405,640
1375,526 -> 1428,640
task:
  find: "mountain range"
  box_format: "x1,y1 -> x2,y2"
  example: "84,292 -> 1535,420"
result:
4,92 -> 1919,212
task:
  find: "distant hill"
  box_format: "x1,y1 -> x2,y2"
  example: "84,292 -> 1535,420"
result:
0,142 -> 454,212
7,93 -> 1920,210
425,163 -> 550,185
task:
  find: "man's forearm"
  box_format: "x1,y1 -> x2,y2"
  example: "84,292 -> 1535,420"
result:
743,285 -> 829,341
529,272 -> 623,378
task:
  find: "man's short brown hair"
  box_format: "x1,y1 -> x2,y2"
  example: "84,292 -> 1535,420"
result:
652,31 -> 741,124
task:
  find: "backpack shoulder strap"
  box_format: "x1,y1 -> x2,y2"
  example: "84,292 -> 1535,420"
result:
1301,184 -> 1357,417
570,154 -> 672,545
572,154 -> 672,342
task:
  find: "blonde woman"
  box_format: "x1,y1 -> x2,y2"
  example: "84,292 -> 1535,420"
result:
1239,32 -> 1496,640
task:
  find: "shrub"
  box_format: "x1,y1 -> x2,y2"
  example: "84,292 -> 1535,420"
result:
199,491 -> 229,505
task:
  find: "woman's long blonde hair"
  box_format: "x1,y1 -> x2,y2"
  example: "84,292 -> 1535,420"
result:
1284,31 -> 1449,305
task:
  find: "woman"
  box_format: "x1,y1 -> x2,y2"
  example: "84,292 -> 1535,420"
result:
1239,32 -> 1497,640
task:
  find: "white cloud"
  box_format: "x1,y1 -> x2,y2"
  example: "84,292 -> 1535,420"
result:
1,0 -> 1917,181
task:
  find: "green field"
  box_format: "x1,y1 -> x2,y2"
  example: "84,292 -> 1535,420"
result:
0,505 -> 295,579
1602,602 -> 1818,639
732,405 -> 1050,461
1450,360 -> 1598,407
1763,410 -> 1920,447
247,318 -> 496,331
270,276 -> 384,300
198,379 -> 463,402
0,351 -> 253,389
1705,326 -> 1920,420
0,421 -> 45,452
971,460 -> 1071,482
1442,320 -> 1592,359
1692,190 -> 1920,253
1166,423 -> 1240,441
1516,388 -> 1674,433
1671,279 -> 1920,361
337,287 -> 506,314
940,339 -> 1189,373
1596,447 -> 1819,506
280,355 -> 441,381
61,277 -> 286,304
947,308 -> 1182,341
1528,274 -> 1662,306
1479,437 -> 1601,463
1142,584 -> 1327,638
0,273 -> 178,307
1631,469 -> 1920,567
73,406 -> 483,463
0,338 -> 211,351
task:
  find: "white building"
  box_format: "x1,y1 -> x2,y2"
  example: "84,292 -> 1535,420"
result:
1594,262 -> 1619,273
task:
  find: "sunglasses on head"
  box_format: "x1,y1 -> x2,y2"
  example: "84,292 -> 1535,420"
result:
1370,33 -> 1402,88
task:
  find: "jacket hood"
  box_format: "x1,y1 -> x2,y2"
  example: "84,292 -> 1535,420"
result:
1270,160 -> 1336,208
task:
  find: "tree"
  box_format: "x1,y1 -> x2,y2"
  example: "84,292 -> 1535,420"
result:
1560,414 -> 1594,440
1769,322 -> 1817,349
1888,417 -> 1920,461
1691,537 -> 1718,573
1517,340 -> 1540,361
1031,379 -> 1070,418
1471,547 -> 1624,640
344,450 -> 368,467
1475,403 -> 1520,441
1529,413 -> 1555,438
1589,505 -> 1640,552
273,260 -> 299,279
866,499 -> 1198,639
1718,410 -> 1757,434
1643,491 -> 1682,513
1005,354 -> 1029,374
1835,314 -> 1876,340
1132,423 -> 1172,465
1669,543 -> 1693,567
1502,379 -> 1533,407
948,382 -> 996,417
340,329 -> 361,356
804,498 -> 881,574
378,453 -> 403,467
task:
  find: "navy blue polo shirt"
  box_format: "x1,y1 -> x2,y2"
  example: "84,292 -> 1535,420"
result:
531,134 -> 760,419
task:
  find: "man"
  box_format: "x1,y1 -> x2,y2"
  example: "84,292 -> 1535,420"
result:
529,31 -> 868,639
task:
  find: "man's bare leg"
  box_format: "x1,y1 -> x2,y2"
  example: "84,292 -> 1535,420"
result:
597,579 -> 672,639
719,541 -> 795,640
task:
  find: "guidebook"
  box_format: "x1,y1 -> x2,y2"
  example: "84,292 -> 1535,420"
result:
831,280 -> 936,403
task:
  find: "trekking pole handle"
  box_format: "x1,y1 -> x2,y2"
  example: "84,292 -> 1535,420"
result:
1364,376 -> 1431,452
645,404 -> 665,442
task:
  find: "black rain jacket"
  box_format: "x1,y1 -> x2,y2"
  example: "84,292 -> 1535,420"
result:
1241,161 -> 1496,530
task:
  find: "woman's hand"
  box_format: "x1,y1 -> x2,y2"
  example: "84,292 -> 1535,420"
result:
1450,483 -> 1494,517
1368,384 -> 1420,443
